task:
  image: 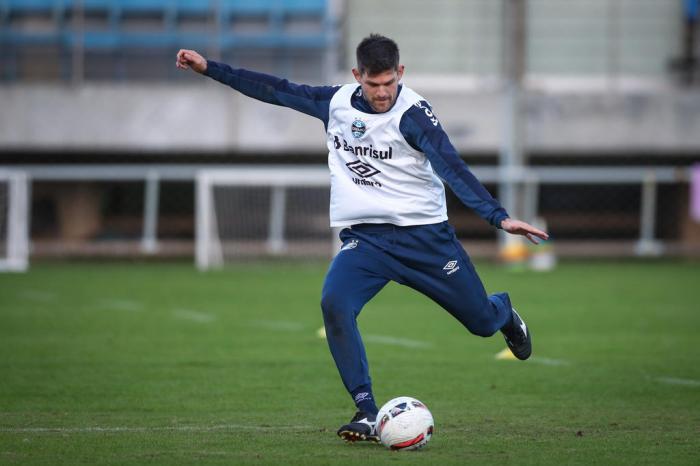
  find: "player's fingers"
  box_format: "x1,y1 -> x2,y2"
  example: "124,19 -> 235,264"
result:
179,50 -> 195,62
525,232 -> 540,245
524,224 -> 548,240
529,230 -> 548,241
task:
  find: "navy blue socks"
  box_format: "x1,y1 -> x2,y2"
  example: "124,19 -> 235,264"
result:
351,384 -> 378,414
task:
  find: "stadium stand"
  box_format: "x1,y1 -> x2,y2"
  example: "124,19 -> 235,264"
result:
0,0 -> 332,80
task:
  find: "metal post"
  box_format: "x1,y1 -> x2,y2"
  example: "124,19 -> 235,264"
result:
210,0 -> 222,62
141,171 -> 160,254
635,171 -> 663,256
323,0 -> 343,83
499,0 -> 527,243
71,0 -> 85,86
267,186 -> 287,254
196,174 -> 211,270
5,171 -> 30,272
523,171 -> 539,224
607,0 -> 620,90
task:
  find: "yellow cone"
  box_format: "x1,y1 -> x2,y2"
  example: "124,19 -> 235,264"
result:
495,348 -> 517,360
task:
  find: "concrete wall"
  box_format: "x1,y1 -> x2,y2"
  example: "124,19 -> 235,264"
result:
1,78 -> 699,154
0,82 -> 326,153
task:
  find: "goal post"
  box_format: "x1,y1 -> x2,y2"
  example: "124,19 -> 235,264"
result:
0,169 -> 30,272
195,166 -> 335,270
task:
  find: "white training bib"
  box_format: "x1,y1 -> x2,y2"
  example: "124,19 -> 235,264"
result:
326,84 -> 447,227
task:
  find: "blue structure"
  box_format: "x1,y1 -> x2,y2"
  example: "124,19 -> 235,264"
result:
686,0 -> 699,21
0,0 -> 333,80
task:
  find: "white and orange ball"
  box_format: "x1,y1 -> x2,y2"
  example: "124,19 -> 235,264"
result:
376,396 -> 434,450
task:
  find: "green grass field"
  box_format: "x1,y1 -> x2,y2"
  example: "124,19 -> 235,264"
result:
1,260 -> 699,465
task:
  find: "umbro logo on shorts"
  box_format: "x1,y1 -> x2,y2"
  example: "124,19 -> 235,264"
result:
341,239 -> 359,251
443,260 -> 460,275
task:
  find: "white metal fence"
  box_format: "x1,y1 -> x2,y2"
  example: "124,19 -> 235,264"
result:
2,164 -> 695,270
0,169 -> 29,271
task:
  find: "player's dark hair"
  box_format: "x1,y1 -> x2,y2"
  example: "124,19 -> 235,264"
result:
356,34 -> 400,75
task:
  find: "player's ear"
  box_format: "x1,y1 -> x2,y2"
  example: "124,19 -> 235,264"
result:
352,68 -> 362,83
397,65 -> 405,81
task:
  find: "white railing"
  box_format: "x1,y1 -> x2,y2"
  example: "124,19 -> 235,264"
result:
0,169 -> 30,272
4,164 -> 693,269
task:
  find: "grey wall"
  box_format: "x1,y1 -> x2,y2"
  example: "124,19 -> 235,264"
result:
1,79 -> 699,153
0,82 -> 326,153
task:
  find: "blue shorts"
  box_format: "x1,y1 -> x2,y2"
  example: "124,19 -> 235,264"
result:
320,221 -> 512,395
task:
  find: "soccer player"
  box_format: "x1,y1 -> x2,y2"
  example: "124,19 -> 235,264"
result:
176,34 -> 548,443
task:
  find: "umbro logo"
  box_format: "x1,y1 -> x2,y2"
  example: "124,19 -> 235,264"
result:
443,260 -> 460,275
346,160 -> 380,178
341,239 -> 359,251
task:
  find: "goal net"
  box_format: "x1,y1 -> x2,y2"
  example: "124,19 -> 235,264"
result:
0,170 -> 30,272
195,166 -> 335,270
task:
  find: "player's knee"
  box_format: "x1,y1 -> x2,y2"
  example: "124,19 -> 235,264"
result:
321,291 -> 356,337
320,289 -> 353,321
465,318 -> 500,338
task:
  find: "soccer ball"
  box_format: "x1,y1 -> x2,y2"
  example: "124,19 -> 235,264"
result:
376,396 -> 434,450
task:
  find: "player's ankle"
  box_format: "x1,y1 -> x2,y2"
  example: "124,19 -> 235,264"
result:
352,387 -> 378,415
357,399 -> 378,415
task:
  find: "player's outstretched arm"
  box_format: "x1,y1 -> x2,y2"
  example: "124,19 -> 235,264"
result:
500,218 -> 549,244
176,49 -> 207,74
174,51 -> 339,123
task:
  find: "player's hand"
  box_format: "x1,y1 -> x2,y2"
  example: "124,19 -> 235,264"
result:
176,49 -> 207,74
500,218 -> 549,245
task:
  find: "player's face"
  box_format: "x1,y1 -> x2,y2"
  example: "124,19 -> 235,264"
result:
352,65 -> 405,113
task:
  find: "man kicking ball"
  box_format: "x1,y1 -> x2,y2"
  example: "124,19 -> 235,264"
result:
176,33 -> 548,443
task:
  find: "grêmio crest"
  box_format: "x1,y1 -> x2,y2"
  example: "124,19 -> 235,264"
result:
351,118 -> 367,138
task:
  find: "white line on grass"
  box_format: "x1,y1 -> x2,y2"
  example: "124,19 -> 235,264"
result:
364,334 -> 432,349
172,309 -> 217,323
99,299 -> 144,312
0,424 -> 314,434
654,376 -> 700,387
18,290 -> 56,303
250,320 -> 433,348
529,357 -> 570,366
249,322 -> 433,350
251,322 -> 433,350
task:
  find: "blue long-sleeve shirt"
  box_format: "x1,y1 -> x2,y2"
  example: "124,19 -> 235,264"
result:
204,60 -> 509,228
